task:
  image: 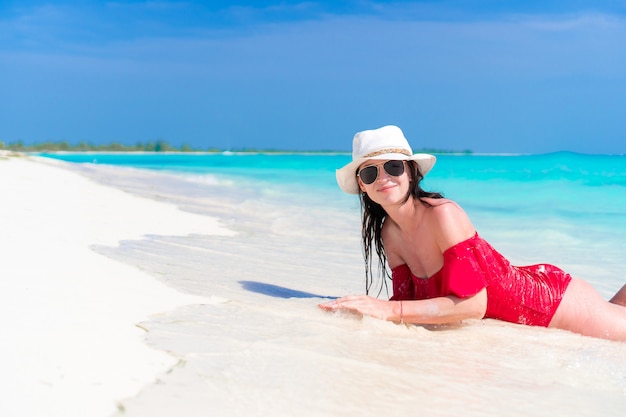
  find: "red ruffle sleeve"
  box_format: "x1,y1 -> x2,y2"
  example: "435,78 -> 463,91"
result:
390,233 -> 492,301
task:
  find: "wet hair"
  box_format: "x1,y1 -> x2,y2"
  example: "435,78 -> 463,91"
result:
359,160 -> 444,297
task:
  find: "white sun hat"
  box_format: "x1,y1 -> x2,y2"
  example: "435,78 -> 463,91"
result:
336,125 -> 436,194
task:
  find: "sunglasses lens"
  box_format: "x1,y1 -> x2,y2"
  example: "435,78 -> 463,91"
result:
384,160 -> 405,177
358,166 -> 378,184
358,161 -> 405,185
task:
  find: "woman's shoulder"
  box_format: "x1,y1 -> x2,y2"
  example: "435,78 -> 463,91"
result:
423,198 -> 476,250
422,197 -> 464,215
381,217 -> 406,267
381,215 -> 400,240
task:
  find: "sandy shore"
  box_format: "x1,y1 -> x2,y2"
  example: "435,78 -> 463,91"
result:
0,153 -> 234,417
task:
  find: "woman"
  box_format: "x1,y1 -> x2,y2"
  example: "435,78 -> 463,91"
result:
319,125 -> 626,341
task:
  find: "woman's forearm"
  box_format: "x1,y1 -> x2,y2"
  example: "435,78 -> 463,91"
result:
396,289 -> 487,325
319,289 -> 487,325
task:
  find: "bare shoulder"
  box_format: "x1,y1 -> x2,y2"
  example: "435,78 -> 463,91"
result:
381,216 -> 402,246
424,198 -> 466,218
423,198 -> 476,251
381,217 -> 405,268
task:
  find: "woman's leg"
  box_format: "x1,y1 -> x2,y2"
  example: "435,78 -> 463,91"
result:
549,278 -> 626,341
609,284 -> 626,306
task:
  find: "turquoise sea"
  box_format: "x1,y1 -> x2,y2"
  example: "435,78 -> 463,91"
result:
40,151 -> 626,289
37,151 -> 626,416
40,151 -> 626,285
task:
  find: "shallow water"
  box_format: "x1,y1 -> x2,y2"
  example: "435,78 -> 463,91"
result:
41,152 -> 626,416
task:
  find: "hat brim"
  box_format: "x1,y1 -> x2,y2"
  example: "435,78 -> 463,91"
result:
336,153 -> 436,194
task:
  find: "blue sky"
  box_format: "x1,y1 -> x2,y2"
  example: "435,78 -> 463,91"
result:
1,1 -> 626,153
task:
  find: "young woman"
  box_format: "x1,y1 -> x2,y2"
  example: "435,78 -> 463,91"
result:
319,125 -> 626,341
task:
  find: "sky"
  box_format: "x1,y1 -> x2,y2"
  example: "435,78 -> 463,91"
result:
1,1 -> 626,153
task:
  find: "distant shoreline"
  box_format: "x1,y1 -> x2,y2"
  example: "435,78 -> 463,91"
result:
0,140 -> 472,155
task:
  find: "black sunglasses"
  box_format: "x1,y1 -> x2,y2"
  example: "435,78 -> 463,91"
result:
357,160 -> 405,185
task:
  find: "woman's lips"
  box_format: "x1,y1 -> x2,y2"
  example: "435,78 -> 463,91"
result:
377,183 -> 397,192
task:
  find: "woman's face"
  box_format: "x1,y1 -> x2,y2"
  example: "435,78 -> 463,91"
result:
357,159 -> 410,205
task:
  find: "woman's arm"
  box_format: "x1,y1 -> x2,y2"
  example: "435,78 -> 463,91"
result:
319,288 -> 487,324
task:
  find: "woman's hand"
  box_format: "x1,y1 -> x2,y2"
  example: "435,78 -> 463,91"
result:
320,289 -> 487,325
318,295 -> 398,321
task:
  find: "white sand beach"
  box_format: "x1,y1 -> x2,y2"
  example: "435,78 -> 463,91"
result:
0,152 -> 234,417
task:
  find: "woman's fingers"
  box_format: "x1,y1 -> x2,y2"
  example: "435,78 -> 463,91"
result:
318,295 -> 363,312
319,295 -> 382,316
318,301 -> 339,311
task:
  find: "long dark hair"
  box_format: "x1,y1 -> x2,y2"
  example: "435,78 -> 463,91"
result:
360,160 -> 444,296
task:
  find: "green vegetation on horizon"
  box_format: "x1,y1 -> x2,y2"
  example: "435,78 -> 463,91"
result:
0,139 -> 209,153
0,139 -> 472,154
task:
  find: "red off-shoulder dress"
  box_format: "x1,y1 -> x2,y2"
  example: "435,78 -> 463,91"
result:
390,233 -> 572,327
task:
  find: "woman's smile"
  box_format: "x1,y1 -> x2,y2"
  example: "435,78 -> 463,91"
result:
377,183 -> 398,193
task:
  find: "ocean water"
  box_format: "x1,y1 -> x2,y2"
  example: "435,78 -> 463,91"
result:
39,151 -> 626,416
41,151 -> 626,294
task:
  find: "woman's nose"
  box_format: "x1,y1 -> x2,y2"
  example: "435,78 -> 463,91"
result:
377,166 -> 391,181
